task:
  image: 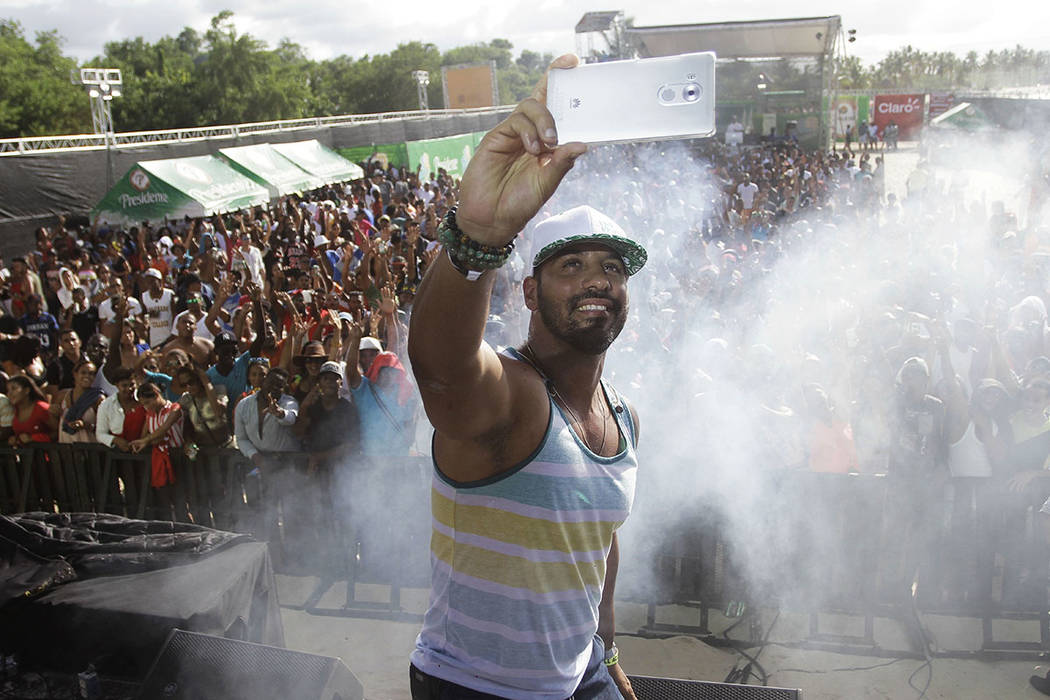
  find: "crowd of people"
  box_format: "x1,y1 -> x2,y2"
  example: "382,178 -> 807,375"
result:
0,169 -> 432,559
1,121 -> 1049,604
516,126 -> 1050,610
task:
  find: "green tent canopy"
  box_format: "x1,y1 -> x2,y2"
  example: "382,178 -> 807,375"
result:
929,102 -> 997,132
270,140 -> 364,185
93,155 -> 271,226
218,143 -> 325,198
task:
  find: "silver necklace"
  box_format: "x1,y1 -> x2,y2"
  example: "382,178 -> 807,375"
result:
522,343 -> 609,455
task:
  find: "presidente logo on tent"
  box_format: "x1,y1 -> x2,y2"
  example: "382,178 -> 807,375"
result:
130,168 -> 151,192
121,168 -> 168,209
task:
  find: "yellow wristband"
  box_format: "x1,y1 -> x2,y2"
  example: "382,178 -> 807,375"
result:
602,644 -> 619,666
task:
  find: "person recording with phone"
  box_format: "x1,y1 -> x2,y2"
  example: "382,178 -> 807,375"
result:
408,54 -> 642,700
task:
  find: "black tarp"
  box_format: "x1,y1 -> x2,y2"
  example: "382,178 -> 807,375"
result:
0,513 -> 283,674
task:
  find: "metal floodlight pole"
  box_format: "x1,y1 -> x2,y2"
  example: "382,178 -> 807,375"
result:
72,67 -> 123,135
412,70 -> 430,112
72,67 -> 122,188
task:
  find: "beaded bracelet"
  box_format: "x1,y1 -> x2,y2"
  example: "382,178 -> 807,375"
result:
437,207 -> 515,272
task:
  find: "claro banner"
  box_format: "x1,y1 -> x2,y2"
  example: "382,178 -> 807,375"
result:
873,94 -> 924,140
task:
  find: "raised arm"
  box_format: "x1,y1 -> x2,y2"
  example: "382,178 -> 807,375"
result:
204,277 -> 233,337
407,54 -> 586,442
248,283 -> 266,357
196,365 -> 226,426
378,286 -> 406,361
343,316 -> 364,390
102,295 -> 127,383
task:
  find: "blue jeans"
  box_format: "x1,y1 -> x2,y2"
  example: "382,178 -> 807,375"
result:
409,635 -> 621,699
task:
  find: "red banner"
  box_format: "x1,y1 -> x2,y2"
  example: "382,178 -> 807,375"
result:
873,94 -> 924,140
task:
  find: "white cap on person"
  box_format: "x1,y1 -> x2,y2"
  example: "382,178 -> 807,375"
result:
359,337 -> 383,351
530,205 -> 647,275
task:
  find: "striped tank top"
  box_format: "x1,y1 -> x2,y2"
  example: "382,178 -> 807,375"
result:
411,348 -> 638,699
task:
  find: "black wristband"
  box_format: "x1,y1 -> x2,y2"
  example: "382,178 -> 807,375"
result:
446,248 -> 486,282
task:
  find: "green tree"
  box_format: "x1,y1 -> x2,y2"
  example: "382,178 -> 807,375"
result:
337,41 -> 443,113
192,11 -> 312,125
836,54 -> 870,89
98,33 -> 199,130
0,20 -> 86,137
444,39 -> 513,71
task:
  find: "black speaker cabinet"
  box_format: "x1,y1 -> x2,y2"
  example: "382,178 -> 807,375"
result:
137,629 -> 363,700
629,674 -> 802,700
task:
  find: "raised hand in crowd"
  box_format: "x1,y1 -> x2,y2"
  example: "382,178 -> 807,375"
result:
345,314 -> 364,345
262,391 -> 286,420
246,281 -> 263,304
405,222 -> 421,247
310,266 -> 325,291
369,309 -> 382,339
203,277 -> 234,337
378,285 -> 397,317
421,245 -> 441,269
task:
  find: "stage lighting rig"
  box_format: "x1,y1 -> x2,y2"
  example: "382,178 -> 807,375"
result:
413,70 -> 430,112
71,67 -> 122,134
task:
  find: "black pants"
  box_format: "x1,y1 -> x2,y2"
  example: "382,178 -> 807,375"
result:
409,635 -> 622,699
410,665 -> 507,699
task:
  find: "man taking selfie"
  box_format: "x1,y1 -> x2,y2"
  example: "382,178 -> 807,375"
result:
408,54 -> 644,700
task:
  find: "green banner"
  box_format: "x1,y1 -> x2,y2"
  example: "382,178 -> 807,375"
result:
219,143 -> 325,197
337,143 -> 410,170
857,95 -> 870,125
93,155 -> 270,226
406,131 -> 486,180
271,139 -> 364,184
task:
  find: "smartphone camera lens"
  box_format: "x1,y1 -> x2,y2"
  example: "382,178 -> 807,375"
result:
683,84 -> 701,102
660,87 -> 676,102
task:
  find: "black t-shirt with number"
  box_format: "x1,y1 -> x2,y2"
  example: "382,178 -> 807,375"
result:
72,306 -> 100,344
19,312 -> 58,353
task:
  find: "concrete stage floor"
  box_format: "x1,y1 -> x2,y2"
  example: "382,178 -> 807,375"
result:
276,574 -> 1049,700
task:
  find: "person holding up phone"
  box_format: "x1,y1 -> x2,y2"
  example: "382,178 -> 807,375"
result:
407,54 -> 644,700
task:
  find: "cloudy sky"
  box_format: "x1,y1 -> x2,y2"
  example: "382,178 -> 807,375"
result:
4,0 -> 1048,67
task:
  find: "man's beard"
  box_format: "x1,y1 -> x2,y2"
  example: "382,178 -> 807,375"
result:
537,287 -> 627,356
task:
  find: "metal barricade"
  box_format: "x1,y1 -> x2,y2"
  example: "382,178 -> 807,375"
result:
0,443 -> 156,520
0,446 -> 30,513
635,469 -> 1050,659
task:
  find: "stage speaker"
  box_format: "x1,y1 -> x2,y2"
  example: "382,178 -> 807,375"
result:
137,629 -> 363,700
629,674 -> 802,700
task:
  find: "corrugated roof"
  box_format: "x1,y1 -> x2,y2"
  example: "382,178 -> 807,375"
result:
575,11 -> 623,34
627,16 -> 840,59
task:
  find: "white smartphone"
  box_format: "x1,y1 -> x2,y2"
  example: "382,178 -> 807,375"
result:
547,52 -> 716,145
